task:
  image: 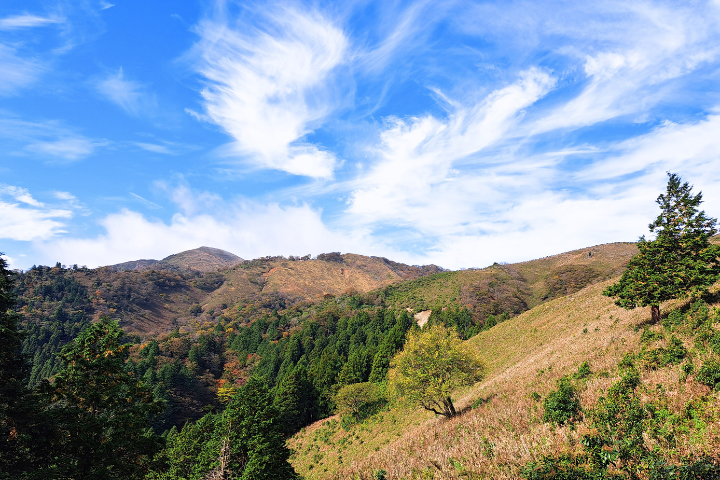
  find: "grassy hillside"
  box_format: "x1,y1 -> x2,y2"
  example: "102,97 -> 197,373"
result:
288,278 -> 720,479
377,242 -> 637,323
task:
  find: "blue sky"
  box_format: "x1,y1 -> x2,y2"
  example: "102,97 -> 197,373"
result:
2,0 -> 720,270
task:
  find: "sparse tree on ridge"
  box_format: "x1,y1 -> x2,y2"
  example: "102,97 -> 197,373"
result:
604,173 -> 720,323
387,324 -> 484,418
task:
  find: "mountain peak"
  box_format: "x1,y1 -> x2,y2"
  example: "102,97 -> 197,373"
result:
109,246 -> 243,273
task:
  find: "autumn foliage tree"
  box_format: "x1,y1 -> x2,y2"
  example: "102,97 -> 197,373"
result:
604,173 -> 720,323
388,324 -> 484,417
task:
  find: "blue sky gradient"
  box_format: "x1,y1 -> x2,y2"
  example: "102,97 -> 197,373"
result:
2,0 -> 720,270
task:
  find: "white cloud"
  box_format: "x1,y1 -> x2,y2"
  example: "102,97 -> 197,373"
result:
0,14 -> 62,30
0,44 -> 45,95
131,140 -> 199,155
190,7 -> 347,178
154,179 -> 221,216
25,137 -> 102,160
0,202 -> 72,241
0,186 -> 73,241
581,115 -> 720,183
34,193 -> 385,269
528,3 -> 720,133
53,191 -> 77,201
0,185 -> 44,207
0,117 -> 106,161
347,68 -> 556,232
96,68 -> 155,116
133,142 -> 173,155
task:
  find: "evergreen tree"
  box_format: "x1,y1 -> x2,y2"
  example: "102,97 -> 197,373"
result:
46,317 -> 163,479
222,377 -> 298,480
0,254 -> 33,478
604,173 -> 720,323
149,377 -> 298,479
274,363 -> 318,435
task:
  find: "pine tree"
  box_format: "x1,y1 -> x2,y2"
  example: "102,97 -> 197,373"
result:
0,254 -> 31,477
46,317 -> 163,479
274,363 -> 318,435
221,377 -> 299,479
604,173 -> 720,322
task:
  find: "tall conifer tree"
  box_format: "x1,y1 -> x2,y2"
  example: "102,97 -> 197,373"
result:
604,173 -> 720,322
0,254 -> 30,477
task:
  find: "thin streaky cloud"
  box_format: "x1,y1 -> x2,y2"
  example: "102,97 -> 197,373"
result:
0,14 -> 63,30
130,192 -> 163,210
0,117 -> 106,161
96,68 -> 156,116
191,7 -> 348,178
0,44 -> 45,95
0,185 -> 44,207
25,137 -> 105,161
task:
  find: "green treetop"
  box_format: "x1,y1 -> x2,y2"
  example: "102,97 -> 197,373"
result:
604,173 -> 720,322
47,317 -> 163,479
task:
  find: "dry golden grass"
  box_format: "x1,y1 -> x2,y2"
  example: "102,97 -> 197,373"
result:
290,279 -> 720,479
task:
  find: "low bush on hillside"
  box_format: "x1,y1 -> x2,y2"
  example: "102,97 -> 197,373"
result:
335,382 -> 385,423
542,376 -> 581,426
525,368 -> 720,479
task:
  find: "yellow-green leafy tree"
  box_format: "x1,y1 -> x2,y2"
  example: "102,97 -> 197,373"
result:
388,324 -> 484,417
335,382 -> 381,420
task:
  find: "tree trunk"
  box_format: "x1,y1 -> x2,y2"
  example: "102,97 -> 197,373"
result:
651,305 -> 660,324
444,397 -> 457,417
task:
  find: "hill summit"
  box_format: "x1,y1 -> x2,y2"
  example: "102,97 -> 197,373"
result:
109,246 -> 243,273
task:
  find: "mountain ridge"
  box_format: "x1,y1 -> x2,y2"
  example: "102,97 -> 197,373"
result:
109,246 -> 244,273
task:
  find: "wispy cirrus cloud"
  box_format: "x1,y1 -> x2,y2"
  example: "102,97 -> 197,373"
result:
347,68 -> 556,233
453,1 -> 720,134
131,140 -> 200,155
0,117 -> 107,161
0,44 -> 45,96
96,68 -> 156,116
0,13 -> 63,30
189,6 -> 348,178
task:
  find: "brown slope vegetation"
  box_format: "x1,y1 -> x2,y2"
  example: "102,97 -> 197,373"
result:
198,254 -> 444,314
109,246 -> 244,273
380,242 -> 637,325
289,280 -> 720,479
17,252 -> 443,336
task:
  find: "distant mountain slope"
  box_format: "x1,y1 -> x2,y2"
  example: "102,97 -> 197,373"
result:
378,242 -> 638,323
18,252 -> 442,336
16,243 -> 638,337
109,246 -> 243,273
194,253 -> 444,316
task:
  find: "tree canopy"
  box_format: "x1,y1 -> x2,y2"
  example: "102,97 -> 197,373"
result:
387,324 -> 484,417
46,317 -> 164,479
604,173 -> 720,322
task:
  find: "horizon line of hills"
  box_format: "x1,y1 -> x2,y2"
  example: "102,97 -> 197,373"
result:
15,240 -> 654,337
